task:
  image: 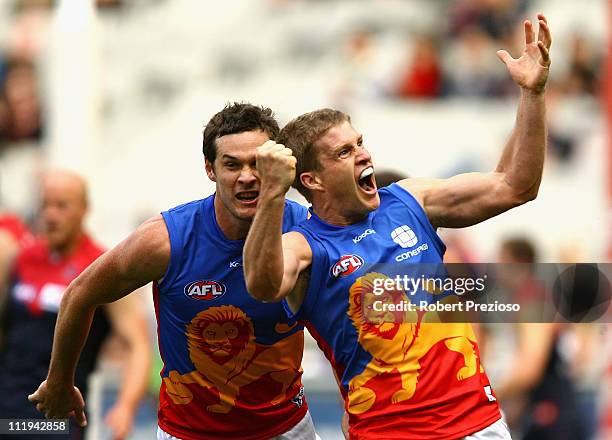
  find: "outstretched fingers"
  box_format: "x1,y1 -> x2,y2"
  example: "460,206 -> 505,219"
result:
496,49 -> 513,66
537,15 -> 552,49
538,41 -> 551,65
524,20 -> 535,45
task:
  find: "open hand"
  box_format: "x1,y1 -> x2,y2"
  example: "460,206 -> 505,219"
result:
497,13 -> 552,93
104,402 -> 136,440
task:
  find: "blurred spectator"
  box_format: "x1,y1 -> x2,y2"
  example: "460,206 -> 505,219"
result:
563,34 -> 601,96
0,61 -> 43,147
444,25 -> 506,97
448,0 -> 528,41
331,27 -> 389,107
0,170 -> 151,440
7,0 -> 52,63
395,35 -> 443,99
492,237 -> 589,440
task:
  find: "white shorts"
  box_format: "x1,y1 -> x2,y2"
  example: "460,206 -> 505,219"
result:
462,418 -> 512,440
157,410 -> 318,440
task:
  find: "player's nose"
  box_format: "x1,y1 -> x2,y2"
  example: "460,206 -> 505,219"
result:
238,166 -> 257,185
356,146 -> 372,165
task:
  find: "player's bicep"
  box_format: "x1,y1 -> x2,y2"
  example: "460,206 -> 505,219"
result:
400,174 -> 521,228
69,216 -> 170,306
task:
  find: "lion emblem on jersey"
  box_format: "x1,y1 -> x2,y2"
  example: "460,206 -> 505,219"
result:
163,305 -> 303,414
346,272 -> 481,414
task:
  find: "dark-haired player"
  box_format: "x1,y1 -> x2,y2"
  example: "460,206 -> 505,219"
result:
29,103 -> 316,440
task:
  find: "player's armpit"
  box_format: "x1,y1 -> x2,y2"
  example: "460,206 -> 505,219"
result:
279,231 -> 312,305
398,174 -> 533,229
285,268 -> 310,314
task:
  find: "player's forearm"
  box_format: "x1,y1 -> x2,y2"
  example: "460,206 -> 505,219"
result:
244,194 -> 286,301
46,280 -> 96,387
496,89 -> 546,200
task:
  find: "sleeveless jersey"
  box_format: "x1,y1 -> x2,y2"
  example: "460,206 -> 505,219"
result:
155,195 -> 309,440
290,184 -> 501,439
0,235 -> 110,420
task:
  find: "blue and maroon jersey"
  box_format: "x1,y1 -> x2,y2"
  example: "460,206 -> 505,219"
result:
0,235 -> 109,419
155,194 -> 309,440
290,183 -> 501,439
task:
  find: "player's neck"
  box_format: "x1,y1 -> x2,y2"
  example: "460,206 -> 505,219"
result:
213,197 -> 251,240
312,200 -> 368,226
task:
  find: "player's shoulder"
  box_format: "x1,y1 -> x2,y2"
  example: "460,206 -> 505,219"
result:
377,180 -> 427,210
121,215 -> 171,266
165,196 -> 211,216
283,198 -> 309,219
284,198 -> 306,209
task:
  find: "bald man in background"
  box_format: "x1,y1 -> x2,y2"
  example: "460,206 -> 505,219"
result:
0,171 -> 151,440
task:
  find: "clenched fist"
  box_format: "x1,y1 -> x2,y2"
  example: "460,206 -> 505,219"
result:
256,140 -> 297,199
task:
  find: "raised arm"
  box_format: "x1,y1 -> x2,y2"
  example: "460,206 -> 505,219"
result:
243,141 -> 312,305
402,14 -> 552,229
28,215 -> 169,425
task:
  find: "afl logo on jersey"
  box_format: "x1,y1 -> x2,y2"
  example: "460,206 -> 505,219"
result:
184,280 -> 226,301
331,255 -> 364,278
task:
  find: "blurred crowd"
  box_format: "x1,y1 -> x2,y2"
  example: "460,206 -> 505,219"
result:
331,0 -> 602,100
0,0 -> 605,158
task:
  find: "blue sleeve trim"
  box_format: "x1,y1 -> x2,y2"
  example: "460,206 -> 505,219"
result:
158,210 -> 183,290
385,183 -> 447,257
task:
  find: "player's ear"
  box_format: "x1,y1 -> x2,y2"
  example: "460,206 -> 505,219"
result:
205,159 -> 216,182
301,171 -> 323,193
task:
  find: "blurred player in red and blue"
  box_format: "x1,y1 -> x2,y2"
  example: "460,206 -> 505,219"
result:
1,171 -> 151,440
29,104 -> 316,440
244,14 -> 552,440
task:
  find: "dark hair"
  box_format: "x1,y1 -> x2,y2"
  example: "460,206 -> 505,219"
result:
278,108 -> 350,201
202,103 -> 279,165
500,237 -> 537,263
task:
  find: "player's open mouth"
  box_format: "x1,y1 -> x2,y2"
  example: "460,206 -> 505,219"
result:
235,191 -> 259,204
358,167 -> 377,193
